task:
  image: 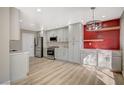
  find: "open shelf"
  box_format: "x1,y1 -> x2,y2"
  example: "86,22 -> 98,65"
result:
84,39 -> 104,42
86,26 -> 120,32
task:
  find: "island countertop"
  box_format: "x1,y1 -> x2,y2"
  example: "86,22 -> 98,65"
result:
10,51 -> 29,56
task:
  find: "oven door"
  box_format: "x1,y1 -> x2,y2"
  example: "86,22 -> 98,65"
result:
47,49 -> 54,55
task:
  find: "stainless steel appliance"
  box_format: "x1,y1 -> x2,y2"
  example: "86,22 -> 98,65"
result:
47,47 -> 55,60
34,37 -> 43,58
50,36 -> 57,42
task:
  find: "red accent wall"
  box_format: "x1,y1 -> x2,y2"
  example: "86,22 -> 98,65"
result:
84,19 -> 120,50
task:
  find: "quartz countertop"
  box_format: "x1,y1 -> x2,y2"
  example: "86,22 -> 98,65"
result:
10,50 -> 29,55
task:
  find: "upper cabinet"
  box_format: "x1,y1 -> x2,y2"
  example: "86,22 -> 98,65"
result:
10,7 -> 20,40
68,23 -> 82,42
46,26 -> 68,43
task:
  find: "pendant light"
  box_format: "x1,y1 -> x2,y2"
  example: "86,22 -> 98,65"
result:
86,7 -> 102,31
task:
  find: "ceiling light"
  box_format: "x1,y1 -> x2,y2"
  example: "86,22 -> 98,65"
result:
30,24 -> 35,26
102,16 -> 106,18
36,8 -> 41,12
40,25 -> 44,31
86,7 -> 102,31
19,19 -> 23,23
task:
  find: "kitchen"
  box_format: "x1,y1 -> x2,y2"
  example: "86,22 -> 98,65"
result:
0,7 -> 124,85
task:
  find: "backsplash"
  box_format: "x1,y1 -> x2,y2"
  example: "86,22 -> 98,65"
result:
84,18 -> 120,50
10,40 -> 22,51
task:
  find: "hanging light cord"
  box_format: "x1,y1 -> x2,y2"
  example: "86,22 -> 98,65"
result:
91,7 -> 95,21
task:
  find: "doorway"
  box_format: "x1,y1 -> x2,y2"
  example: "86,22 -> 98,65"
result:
22,33 -> 34,57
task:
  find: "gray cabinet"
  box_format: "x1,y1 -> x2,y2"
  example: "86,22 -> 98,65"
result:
80,49 -> 97,66
73,42 -> 80,63
80,49 -> 122,72
47,23 -> 82,64
68,23 -> 82,64
10,7 -> 20,40
98,50 -> 111,68
55,48 -> 68,61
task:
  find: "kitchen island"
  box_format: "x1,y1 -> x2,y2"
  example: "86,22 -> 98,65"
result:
10,51 -> 29,82
80,49 -> 122,72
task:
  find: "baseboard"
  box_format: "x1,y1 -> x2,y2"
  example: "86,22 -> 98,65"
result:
0,81 -> 10,85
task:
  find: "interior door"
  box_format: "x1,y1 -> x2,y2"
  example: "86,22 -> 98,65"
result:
22,33 -> 34,57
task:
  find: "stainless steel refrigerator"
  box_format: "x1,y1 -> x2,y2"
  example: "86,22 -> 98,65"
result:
34,37 -> 43,58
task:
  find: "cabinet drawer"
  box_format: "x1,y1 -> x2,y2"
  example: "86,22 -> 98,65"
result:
110,57 -> 121,71
112,51 -> 121,57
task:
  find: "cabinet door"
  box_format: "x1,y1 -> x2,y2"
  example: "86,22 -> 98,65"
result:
73,42 -> 80,63
10,7 -> 20,40
57,30 -> 61,42
49,31 -> 53,37
63,27 -> 68,42
43,48 -> 47,57
111,57 -> 121,71
65,48 -> 69,61
60,48 -> 64,60
69,23 -> 82,42
55,48 -> 58,59
57,48 -> 61,60
47,32 -> 50,42
98,50 -> 111,68
68,42 -> 74,62
73,24 -> 81,42
68,25 -> 74,42
82,50 -> 97,66
58,48 -> 63,60
63,48 -> 68,61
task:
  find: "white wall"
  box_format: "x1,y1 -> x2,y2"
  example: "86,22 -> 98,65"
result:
120,11 -> 124,77
0,8 -> 10,84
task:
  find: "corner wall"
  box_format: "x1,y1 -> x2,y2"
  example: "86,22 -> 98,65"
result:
120,11 -> 124,77
0,8 -> 10,84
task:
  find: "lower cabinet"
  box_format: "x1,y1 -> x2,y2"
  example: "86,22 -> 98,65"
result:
98,50 -> 112,68
10,52 -> 29,82
111,57 -> 122,71
80,49 -> 122,72
55,48 -> 68,61
55,43 -> 80,64
68,42 -> 80,64
73,42 -> 80,63
43,48 -> 47,57
80,49 -> 97,66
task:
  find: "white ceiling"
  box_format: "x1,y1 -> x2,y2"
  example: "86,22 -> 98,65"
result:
17,7 -> 124,31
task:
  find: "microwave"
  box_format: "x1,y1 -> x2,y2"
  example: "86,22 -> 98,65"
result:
50,37 -> 57,41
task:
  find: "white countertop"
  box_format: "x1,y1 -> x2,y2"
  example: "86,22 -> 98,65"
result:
80,49 -> 121,56
10,51 -> 29,55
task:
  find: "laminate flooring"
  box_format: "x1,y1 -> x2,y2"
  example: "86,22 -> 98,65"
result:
12,57 -> 124,85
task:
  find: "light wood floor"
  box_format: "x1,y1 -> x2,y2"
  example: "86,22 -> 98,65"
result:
12,57 -> 124,85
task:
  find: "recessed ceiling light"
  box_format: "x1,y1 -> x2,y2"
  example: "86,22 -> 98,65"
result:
19,19 -> 23,23
102,16 -> 106,18
41,26 -> 44,30
36,8 -> 41,12
30,24 -> 35,26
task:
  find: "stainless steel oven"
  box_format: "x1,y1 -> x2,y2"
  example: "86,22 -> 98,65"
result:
47,48 -> 55,60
